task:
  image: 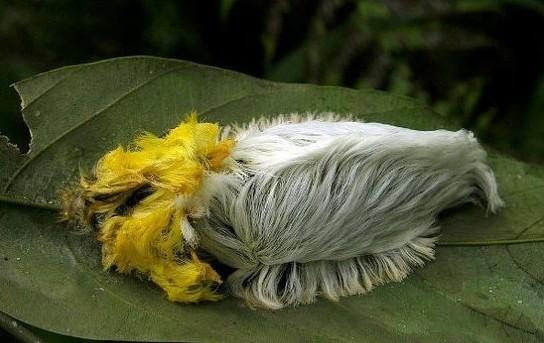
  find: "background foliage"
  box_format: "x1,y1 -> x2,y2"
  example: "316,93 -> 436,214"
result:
0,0 -> 543,163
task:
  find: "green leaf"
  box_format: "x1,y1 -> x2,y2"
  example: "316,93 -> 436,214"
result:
1,56 -> 543,342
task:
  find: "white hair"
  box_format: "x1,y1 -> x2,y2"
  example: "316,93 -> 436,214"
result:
194,114 -> 503,309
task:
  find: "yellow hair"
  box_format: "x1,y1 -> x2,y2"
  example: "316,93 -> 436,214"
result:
61,113 -> 234,302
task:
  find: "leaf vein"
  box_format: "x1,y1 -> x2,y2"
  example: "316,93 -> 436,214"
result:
415,274 -> 537,336
2,64 -> 193,193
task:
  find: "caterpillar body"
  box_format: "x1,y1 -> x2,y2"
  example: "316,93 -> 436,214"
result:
61,113 -> 503,309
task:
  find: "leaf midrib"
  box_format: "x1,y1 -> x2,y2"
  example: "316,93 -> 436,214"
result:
2,190 -> 544,248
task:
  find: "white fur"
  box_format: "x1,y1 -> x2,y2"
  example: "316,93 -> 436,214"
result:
195,114 -> 503,309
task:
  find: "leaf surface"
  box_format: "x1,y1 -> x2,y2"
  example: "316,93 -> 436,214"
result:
1,56 -> 543,342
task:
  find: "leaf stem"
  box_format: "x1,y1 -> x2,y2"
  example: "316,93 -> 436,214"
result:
0,193 -> 60,211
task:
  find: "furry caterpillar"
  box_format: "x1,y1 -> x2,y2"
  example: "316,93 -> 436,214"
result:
62,113 -> 503,309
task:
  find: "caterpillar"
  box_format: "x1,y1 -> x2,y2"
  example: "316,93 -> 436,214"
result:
61,113 -> 503,309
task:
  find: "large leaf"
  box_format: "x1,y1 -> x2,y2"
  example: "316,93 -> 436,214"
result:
0,56 -> 543,342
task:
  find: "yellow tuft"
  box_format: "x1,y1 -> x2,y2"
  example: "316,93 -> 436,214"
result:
61,113 -> 234,303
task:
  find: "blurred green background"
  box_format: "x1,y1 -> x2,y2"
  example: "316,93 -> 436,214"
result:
1,0 -> 543,163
